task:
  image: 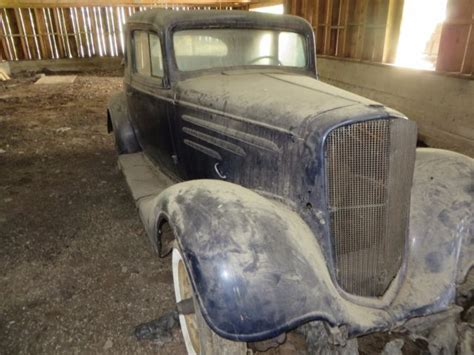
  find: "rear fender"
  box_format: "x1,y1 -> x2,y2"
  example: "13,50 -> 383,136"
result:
107,92 -> 141,154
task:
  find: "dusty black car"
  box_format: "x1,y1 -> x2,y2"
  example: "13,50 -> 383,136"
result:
107,9 -> 473,354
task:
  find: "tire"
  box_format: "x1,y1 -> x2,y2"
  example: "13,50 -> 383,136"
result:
172,248 -> 248,355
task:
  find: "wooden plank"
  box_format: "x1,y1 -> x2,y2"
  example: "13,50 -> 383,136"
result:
108,6 -> 119,56
362,0 -> 388,61
72,7 -> 84,57
90,6 -> 102,56
0,41 -> 6,61
33,8 -> 50,58
96,7 -> 108,56
436,0 -> 473,73
63,7 -> 78,57
24,8 -> 41,59
45,7 -> 59,58
354,0 -> 368,59
437,23 -> 471,72
51,7 -> 65,57
323,0 -> 333,55
81,6 -> 94,56
291,0 -> 298,16
59,7 -> 72,57
14,8 -> 31,59
300,0 -> 307,19
0,0 -> 263,6
116,6 -> 126,55
335,0 -> 347,56
100,6 -> 112,56
305,0 -> 313,24
0,10 -> 14,60
0,11 -> 10,60
382,0 -> 404,63
460,24 -> 473,74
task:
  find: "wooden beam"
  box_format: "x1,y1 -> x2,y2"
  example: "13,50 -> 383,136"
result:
0,11 -> 11,60
34,8 -> 50,59
0,0 -> 263,7
382,0 -> 403,63
14,8 -> 31,59
64,7 -> 78,57
354,0 -> 368,59
52,7 -> 66,58
460,24 -> 473,74
337,0 -> 350,56
323,0 -> 333,55
436,0 -> 473,72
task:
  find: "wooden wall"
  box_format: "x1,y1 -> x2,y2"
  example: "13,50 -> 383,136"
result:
0,3 -> 245,61
284,0 -> 394,63
285,0 -> 473,76
436,0 -> 473,75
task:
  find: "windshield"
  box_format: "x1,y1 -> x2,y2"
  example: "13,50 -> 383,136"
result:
173,29 -> 306,72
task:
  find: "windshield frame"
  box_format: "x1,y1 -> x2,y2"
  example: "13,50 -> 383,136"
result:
167,22 -> 316,81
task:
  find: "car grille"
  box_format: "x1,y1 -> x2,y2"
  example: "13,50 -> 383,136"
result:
325,118 -> 416,297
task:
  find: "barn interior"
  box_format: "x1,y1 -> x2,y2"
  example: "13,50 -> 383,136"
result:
0,0 -> 472,354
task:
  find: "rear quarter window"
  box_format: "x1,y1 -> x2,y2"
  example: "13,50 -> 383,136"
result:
133,31 -> 150,75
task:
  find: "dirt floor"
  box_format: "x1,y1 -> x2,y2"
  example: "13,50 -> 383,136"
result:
0,73 -> 186,354
0,73 -> 471,354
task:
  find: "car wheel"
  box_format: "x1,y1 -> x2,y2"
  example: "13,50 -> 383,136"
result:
172,248 -> 248,355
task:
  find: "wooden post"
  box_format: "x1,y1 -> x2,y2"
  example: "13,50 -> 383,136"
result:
52,7 -> 66,58
436,0 -> 473,72
0,10 -> 13,60
382,0 -> 404,63
34,8 -> 50,58
354,0 -> 368,60
64,8 -> 78,58
460,24 -> 473,74
14,8 -> 31,59
323,0 -> 333,55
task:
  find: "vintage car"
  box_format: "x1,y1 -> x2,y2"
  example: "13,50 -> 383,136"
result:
107,8 -> 473,354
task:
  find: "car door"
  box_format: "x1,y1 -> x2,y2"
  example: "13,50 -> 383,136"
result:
127,29 -> 178,176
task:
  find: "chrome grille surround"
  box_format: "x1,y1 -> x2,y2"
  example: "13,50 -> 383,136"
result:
325,118 -> 417,297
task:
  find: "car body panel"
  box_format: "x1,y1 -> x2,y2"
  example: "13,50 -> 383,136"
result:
129,149 -> 473,342
107,92 -> 141,154
110,8 -> 474,344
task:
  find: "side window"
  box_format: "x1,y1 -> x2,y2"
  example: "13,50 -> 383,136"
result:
133,31 -> 151,75
150,34 -> 164,77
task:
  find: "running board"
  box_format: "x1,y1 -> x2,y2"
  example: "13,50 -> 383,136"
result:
118,153 -> 175,253
118,152 -> 174,202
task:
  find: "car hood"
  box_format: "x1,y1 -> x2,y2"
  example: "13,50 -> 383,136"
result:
175,70 -> 382,136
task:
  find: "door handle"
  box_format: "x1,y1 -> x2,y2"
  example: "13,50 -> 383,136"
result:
214,163 -> 227,180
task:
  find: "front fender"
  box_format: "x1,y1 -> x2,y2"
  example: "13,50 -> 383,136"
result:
137,180 -> 393,342
400,148 -> 473,297
132,150 -> 472,342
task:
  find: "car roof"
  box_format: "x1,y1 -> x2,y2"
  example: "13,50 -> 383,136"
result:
127,9 -> 311,33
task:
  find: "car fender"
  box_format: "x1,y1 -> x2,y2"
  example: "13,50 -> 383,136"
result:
107,92 -> 141,154
136,180 -> 393,342
386,148 -> 473,319
410,149 -> 472,285
132,150 -> 473,342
